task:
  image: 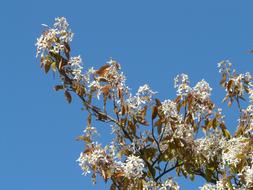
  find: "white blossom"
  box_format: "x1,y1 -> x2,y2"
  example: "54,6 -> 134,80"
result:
104,59 -> 127,90
123,155 -> 144,179
143,179 -> 180,190
199,181 -> 229,190
83,67 -> 96,85
68,55 -> 83,81
174,74 -> 192,98
221,137 -> 249,168
195,131 -> 225,163
36,17 -> 73,58
126,84 -> 156,113
217,60 -> 232,74
243,165 -> 253,188
193,79 -> 212,101
161,99 -> 181,120
199,183 -> 216,190
77,146 -> 106,175
159,179 -> 180,190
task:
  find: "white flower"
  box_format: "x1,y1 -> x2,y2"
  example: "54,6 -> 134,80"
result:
77,146 -> 106,175
126,84 -> 156,113
159,179 -> 180,190
199,183 -> 216,190
76,152 -> 91,175
88,80 -> 102,99
195,131 -> 225,163
137,84 -> 157,97
143,179 -> 180,190
217,60 -> 232,74
83,126 -> 98,139
161,99 -> 181,120
129,137 -> 146,153
123,155 -> 144,179
199,181 -> 227,190
193,79 -> 212,101
104,59 -> 127,89
221,136 -> 249,168
54,17 -> 69,31
174,74 -> 191,98
36,17 -> 73,58
83,67 -> 95,85
36,28 -> 58,57
68,55 -> 83,81
243,165 -> 253,188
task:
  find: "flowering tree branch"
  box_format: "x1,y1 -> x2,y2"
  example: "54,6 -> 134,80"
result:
36,17 -> 253,190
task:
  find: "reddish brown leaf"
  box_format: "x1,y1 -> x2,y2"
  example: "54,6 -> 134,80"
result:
152,106 -> 158,120
95,64 -> 110,76
155,98 -> 162,106
102,85 -> 111,96
220,73 -> 227,86
154,119 -> 162,127
44,61 -> 51,74
54,85 -> 64,91
64,91 -> 72,103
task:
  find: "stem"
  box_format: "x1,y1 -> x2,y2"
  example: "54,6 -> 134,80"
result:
155,161 -> 183,181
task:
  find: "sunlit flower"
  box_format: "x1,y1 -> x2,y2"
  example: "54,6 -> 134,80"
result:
123,155 -> 144,179
174,74 -> 191,98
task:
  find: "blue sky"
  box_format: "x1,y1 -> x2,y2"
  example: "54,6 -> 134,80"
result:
1,0 -> 253,189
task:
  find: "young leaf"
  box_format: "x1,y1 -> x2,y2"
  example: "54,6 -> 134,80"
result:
44,61 -> 52,73
54,85 -> 64,91
64,91 -> 72,103
95,64 -> 110,76
152,106 -> 158,120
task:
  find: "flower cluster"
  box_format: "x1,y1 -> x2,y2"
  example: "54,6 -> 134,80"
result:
143,179 -> 180,190
221,136 -> 249,168
36,17 -> 73,58
67,55 -> 83,81
160,99 -> 181,120
195,131 -> 225,163
193,79 -> 212,102
174,73 -> 191,98
199,181 -> 227,190
242,164 -> 253,188
123,155 -> 144,179
237,104 -> 253,137
217,60 -> 232,75
126,84 -> 156,113
218,61 -> 253,107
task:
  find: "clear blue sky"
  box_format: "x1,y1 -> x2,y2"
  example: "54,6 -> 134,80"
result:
1,1 -> 253,189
